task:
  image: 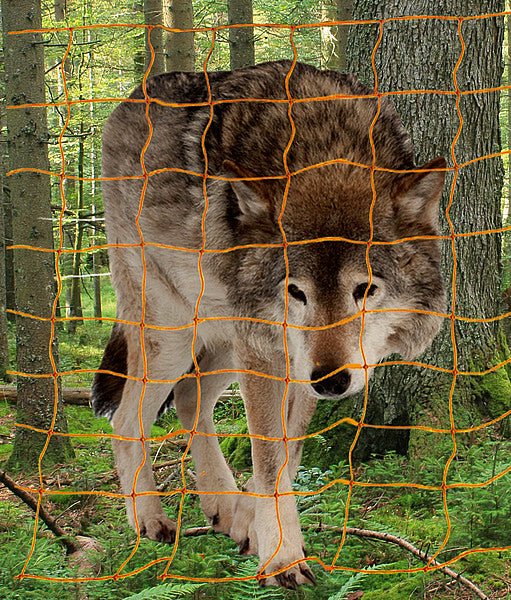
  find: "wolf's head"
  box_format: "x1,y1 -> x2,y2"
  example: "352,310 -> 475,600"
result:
225,154 -> 447,398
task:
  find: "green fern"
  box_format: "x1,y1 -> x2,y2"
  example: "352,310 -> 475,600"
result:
223,558 -> 291,598
326,564 -> 392,600
123,582 -> 205,599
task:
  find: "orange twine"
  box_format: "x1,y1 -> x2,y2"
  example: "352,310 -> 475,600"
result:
5,12 -> 510,587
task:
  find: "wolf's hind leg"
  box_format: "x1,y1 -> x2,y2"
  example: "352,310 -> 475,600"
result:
172,345 -> 238,535
111,329 -> 191,543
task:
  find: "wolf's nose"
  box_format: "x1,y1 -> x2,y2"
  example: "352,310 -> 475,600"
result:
310,368 -> 351,397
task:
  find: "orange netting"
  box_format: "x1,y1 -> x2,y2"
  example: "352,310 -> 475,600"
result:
5,10 -> 511,590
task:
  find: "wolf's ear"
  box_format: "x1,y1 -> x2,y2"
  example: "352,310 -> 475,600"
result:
223,160 -> 274,221
392,157 -> 447,232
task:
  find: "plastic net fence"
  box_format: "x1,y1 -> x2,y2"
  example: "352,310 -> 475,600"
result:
4,10 -> 511,592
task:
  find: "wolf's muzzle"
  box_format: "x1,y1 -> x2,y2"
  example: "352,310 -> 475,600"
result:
310,368 -> 351,398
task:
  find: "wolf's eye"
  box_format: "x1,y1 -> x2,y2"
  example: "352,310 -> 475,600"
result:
353,283 -> 378,303
288,284 -> 307,305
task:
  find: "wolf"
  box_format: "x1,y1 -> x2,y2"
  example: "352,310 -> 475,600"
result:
92,60 -> 446,588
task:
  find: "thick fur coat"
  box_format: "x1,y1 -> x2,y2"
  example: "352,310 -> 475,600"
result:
92,60 -> 446,588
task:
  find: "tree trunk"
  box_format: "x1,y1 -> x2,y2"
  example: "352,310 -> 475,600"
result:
506,6 -> 511,342
88,30 -> 102,322
228,0 -> 255,70
308,1 -> 510,465
0,155 -> 10,381
165,0 -> 194,72
2,0 -> 74,470
321,0 -> 353,71
145,0 -> 167,75
54,0 -> 66,21
67,126 -> 84,335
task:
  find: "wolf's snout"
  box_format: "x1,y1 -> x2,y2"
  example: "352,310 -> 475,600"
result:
310,368 -> 351,398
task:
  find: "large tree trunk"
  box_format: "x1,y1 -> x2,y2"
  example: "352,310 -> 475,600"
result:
0,156 -> 9,381
321,0 -> 353,71
144,0 -> 167,75
165,0 -> 194,72
308,0 -> 510,465
2,0 -> 74,470
228,0 -> 255,70
2,157 -> 15,323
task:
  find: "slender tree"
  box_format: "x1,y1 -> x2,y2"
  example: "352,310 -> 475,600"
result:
2,0 -> 74,470
228,0 -> 255,70
321,0 -> 353,71
54,0 -> 66,21
88,25 -> 102,322
165,0 -> 194,72
67,118 -> 85,334
316,0 -> 511,460
145,0 -> 167,75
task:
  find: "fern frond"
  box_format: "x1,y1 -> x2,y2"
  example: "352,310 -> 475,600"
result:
123,582 -> 205,599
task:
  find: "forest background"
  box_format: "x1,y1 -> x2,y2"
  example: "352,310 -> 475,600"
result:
0,1 -> 510,599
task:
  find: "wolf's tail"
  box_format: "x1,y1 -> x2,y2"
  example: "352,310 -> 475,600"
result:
91,322 -> 177,421
91,322 -> 128,420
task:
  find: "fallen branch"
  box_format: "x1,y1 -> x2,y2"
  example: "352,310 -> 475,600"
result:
0,469 -> 80,554
0,386 -> 91,406
0,386 -> 239,407
153,457 -> 191,470
317,525 -> 488,600
169,523 -> 489,599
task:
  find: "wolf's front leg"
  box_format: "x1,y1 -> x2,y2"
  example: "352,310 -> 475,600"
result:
237,349 -> 315,589
230,384 -> 318,558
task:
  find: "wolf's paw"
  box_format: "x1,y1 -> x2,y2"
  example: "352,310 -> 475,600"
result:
201,494 -> 236,535
230,493 -> 258,555
138,514 -> 176,543
260,554 -> 316,589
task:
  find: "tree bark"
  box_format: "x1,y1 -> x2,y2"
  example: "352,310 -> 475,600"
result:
321,0 -> 353,71
2,0 -> 74,470
144,0 -> 167,75
0,153 -> 10,381
228,0 -> 255,70
308,0 -> 510,464
164,0 -> 194,72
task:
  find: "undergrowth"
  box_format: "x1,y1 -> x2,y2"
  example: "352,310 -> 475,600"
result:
0,395 -> 510,598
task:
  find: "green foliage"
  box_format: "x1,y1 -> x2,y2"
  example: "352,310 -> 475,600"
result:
0,403 -> 509,599
124,582 -> 206,599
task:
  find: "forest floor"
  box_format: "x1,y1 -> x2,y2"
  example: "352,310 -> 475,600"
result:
0,394 -> 510,599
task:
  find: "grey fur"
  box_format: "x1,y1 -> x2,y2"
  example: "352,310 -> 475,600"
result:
93,60 -> 446,588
